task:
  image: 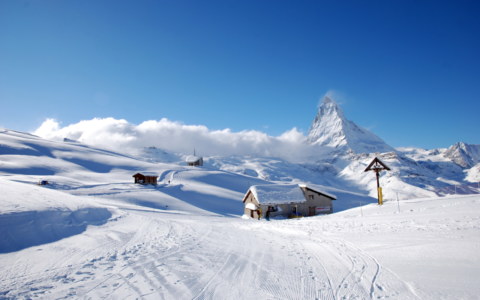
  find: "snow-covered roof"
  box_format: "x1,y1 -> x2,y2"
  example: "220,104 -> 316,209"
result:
249,184 -> 306,205
186,155 -> 202,163
133,172 -> 158,177
245,183 -> 337,205
298,184 -> 337,200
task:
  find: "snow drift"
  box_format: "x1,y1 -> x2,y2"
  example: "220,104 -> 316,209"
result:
0,178 -> 112,253
0,208 -> 111,253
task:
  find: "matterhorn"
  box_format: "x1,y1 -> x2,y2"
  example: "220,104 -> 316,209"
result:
307,96 -> 394,154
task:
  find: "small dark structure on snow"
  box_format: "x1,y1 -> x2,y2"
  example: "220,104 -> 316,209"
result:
242,184 -> 336,220
38,180 -> 49,186
186,156 -> 203,166
133,173 -> 158,185
186,149 -> 203,167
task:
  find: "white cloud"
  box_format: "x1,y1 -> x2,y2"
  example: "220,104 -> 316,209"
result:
34,118 -> 61,136
33,117 -> 325,161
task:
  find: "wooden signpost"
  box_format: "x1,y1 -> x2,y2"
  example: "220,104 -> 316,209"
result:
364,157 -> 391,205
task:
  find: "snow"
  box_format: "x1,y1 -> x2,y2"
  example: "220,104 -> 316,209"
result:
466,163 -> 480,182
1,181 -> 479,298
245,202 -> 257,210
299,183 -> 337,200
0,178 -> 112,253
307,96 -> 394,154
1,128 -> 480,299
133,171 -> 158,177
444,142 -> 480,168
250,184 -> 306,204
185,155 -> 202,163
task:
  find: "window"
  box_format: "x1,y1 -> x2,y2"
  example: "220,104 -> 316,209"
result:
268,206 -> 278,212
308,195 -> 314,200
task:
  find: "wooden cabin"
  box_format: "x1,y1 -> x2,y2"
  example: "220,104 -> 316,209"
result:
242,184 -> 336,219
186,155 -> 203,167
132,173 -> 158,185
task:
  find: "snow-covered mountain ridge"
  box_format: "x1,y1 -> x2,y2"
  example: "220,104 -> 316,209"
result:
443,141 -> 480,168
306,96 -> 479,197
191,97 -> 479,200
3,92 -> 480,202
307,96 -> 394,154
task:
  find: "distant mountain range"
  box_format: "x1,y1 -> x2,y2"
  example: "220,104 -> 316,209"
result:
206,97 -> 480,200
1,97 -> 479,202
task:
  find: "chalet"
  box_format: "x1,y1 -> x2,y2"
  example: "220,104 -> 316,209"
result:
242,184 -> 336,220
132,172 -> 158,185
186,155 -> 203,167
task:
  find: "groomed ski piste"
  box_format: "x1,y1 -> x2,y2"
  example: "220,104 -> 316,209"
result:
1,130 -> 479,299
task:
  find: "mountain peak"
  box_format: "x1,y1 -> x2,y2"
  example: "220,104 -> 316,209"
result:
322,95 -> 334,104
444,142 -> 480,168
307,95 -> 394,154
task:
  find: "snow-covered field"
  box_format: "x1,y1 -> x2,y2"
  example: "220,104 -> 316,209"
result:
1,181 -> 479,299
1,129 -> 480,299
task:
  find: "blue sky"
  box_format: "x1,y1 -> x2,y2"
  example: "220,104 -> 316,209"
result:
1,0 -> 479,149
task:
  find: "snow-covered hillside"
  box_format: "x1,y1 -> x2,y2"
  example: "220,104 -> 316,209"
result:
28,96 -> 480,200
1,109 -> 480,299
0,129 -> 272,216
1,175 -> 478,298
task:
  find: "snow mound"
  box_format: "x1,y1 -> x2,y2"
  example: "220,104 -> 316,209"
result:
0,178 -> 112,253
0,208 -> 111,253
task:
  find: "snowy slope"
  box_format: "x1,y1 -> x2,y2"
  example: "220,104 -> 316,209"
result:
397,146 -> 480,193
207,149 -> 479,202
1,128 -> 480,299
1,185 -> 478,299
466,163 -> 480,182
0,129 -> 273,217
0,178 -> 111,253
0,129 -> 151,181
307,96 -> 394,154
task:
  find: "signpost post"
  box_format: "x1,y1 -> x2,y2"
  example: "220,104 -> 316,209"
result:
364,157 -> 391,205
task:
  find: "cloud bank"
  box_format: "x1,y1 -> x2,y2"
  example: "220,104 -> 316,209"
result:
34,118 -> 323,161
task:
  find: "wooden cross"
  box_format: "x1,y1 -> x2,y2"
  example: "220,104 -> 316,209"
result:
364,157 -> 391,205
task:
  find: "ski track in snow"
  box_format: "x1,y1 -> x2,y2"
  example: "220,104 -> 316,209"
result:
0,207 -> 420,300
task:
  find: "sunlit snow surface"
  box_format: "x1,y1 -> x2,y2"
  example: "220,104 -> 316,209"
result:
250,184 -> 306,204
1,129 -> 479,299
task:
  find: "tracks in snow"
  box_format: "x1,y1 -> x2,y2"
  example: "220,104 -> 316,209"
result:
1,211 -> 419,299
